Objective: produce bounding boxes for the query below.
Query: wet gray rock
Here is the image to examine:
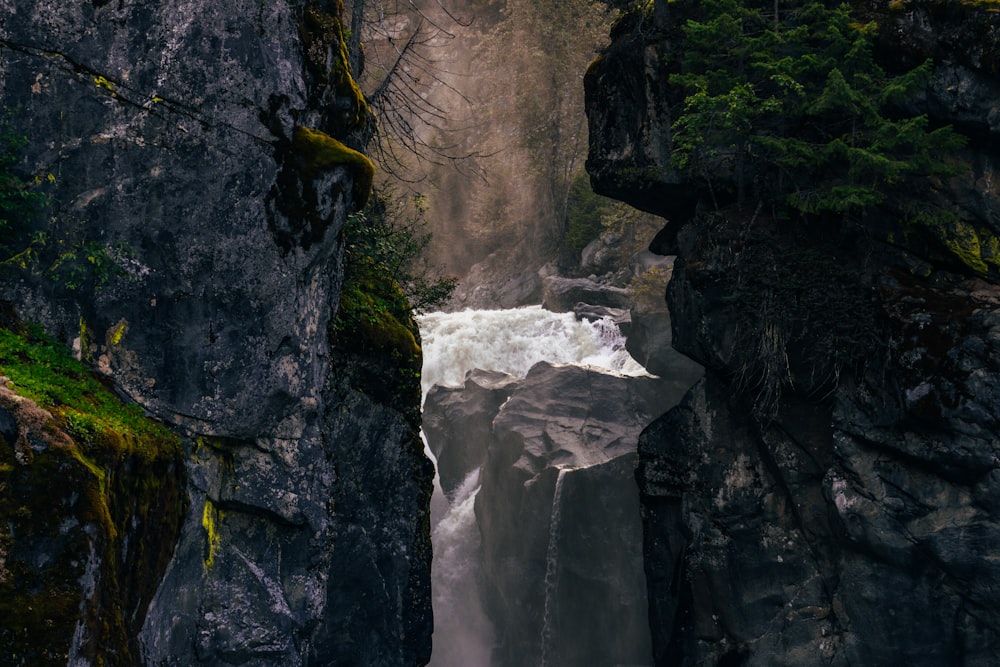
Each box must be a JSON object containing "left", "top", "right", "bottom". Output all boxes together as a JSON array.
[
  {"left": 470, "top": 361, "right": 694, "bottom": 667},
  {"left": 423, "top": 369, "right": 518, "bottom": 500},
  {"left": 572, "top": 303, "right": 631, "bottom": 337},
  {"left": 626, "top": 298, "right": 703, "bottom": 383},
  {"left": 448, "top": 248, "right": 544, "bottom": 310},
  {"left": 580, "top": 229, "right": 624, "bottom": 276}
]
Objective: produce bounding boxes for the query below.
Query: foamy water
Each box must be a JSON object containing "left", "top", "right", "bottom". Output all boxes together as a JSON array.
[{"left": 417, "top": 306, "right": 646, "bottom": 396}]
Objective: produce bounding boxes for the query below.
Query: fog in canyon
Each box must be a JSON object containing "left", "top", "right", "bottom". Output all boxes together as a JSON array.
[
  {"left": 351, "top": 0, "right": 647, "bottom": 308},
  {"left": 351, "top": 1, "right": 691, "bottom": 664}
]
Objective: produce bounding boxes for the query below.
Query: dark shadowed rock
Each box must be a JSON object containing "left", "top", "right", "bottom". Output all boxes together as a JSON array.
[
  {"left": 423, "top": 369, "right": 519, "bottom": 500},
  {"left": 587, "top": 0, "right": 1000, "bottom": 664},
  {"left": 0, "top": 2, "right": 432, "bottom": 665},
  {"left": 626, "top": 299, "right": 704, "bottom": 383}
]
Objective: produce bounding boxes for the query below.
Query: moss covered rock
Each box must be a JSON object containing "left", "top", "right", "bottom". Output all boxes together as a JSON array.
[
  {"left": 0, "top": 324, "right": 185, "bottom": 666},
  {"left": 293, "top": 125, "right": 375, "bottom": 207}
]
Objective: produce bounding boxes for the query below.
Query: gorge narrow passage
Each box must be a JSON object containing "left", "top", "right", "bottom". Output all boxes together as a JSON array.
[{"left": 419, "top": 306, "right": 668, "bottom": 667}]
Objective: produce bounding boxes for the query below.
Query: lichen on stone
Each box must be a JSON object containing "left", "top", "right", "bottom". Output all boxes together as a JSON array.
[
  {"left": 201, "top": 498, "right": 223, "bottom": 568},
  {"left": 937, "top": 219, "right": 1000, "bottom": 277}
]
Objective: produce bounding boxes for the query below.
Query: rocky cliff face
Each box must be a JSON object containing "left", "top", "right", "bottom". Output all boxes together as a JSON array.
[
  {"left": 0, "top": 1, "right": 432, "bottom": 665},
  {"left": 586, "top": 1, "right": 1000, "bottom": 665}
]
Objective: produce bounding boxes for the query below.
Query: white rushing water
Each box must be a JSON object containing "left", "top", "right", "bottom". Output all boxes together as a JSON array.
[
  {"left": 426, "top": 469, "right": 494, "bottom": 667},
  {"left": 418, "top": 305, "right": 646, "bottom": 397},
  {"left": 420, "top": 306, "right": 645, "bottom": 667}
]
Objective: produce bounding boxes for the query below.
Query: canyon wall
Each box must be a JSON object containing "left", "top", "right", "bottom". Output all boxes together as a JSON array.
[
  {"left": 586, "top": 1, "right": 1000, "bottom": 665},
  {"left": 0, "top": 1, "right": 432, "bottom": 664}
]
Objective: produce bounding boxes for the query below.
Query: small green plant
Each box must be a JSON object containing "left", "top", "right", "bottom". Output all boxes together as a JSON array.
[
  {"left": 331, "top": 187, "right": 455, "bottom": 419},
  {"left": 339, "top": 188, "right": 457, "bottom": 316}
]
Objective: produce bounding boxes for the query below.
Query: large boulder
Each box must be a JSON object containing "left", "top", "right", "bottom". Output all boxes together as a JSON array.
[{"left": 473, "top": 361, "right": 693, "bottom": 667}]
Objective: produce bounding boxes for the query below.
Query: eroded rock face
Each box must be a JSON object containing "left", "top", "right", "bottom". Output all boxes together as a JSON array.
[
  {"left": 0, "top": 2, "right": 432, "bottom": 665},
  {"left": 586, "top": 1, "right": 1000, "bottom": 664},
  {"left": 0, "top": 384, "right": 184, "bottom": 667},
  {"left": 638, "top": 273, "right": 1000, "bottom": 666}
]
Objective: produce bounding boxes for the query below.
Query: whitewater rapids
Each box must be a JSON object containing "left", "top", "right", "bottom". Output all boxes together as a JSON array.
[{"left": 417, "top": 305, "right": 646, "bottom": 397}]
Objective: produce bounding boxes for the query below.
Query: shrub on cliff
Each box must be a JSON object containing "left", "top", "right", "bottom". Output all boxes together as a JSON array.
[
  {"left": 331, "top": 188, "right": 456, "bottom": 415},
  {"left": 339, "top": 188, "right": 457, "bottom": 315}
]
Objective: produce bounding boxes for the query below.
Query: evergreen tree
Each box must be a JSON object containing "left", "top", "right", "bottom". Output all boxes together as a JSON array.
[{"left": 669, "top": 0, "right": 964, "bottom": 225}]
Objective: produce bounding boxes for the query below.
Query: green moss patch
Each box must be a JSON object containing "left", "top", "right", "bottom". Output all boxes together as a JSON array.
[
  {"left": 293, "top": 125, "right": 375, "bottom": 208},
  {"left": 331, "top": 207, "right": 423, "bottom": 425},
  {"left": 0, "top": 324, "right": 178, "bottom": 463},
  {"left": 300, "top": 4, "right": 370, "bottom": 135},
  {"left": 935, "top": 219, "right": 1000, "bottom": 277}
]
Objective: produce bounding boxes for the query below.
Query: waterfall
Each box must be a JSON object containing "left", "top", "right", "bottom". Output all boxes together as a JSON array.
[
  {"left": 429, "top": 469, "right": 493, "bottom": 667},
  {"left": 540, "top": 467, "right": 570, "bottom": 667},
  {"left": 421, "top": 307, "right": 646, "bottom": 667},
  {"left": 418, "top": 306, "right": 646, "bottom": 396}
]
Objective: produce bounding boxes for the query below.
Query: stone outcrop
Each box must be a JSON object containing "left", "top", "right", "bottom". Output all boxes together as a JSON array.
[
  {"left": 586, "top": 1, "right": 1000, "bottom": 665},
  {"left": 423, "top": 369, "right": 518, "bottom": 500},
  {"left": 541, "top": 275, "right": 632, "bottom": 313},
  {"left": 425, "top": 360, "right": 696, "bottom": 667},
  {"left": 0, "top": 367, "right": 184, "bottom": 667},
  {"left": 0, "top": 1, "right": 432, "bottom": 665},
  {"left": 625, "top": 260, "right": 704, "bottom": 382}
]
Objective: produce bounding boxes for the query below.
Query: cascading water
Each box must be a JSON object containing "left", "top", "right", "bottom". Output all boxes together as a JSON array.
[
  {"left": 539, "top": 467, "right": 570, "bottom": 667},
  {"left": 419, "top": 307, "right": 645, "bottom": 667},
  {"left": 428, "top": 468, "right": 493, "bottom": 667}
]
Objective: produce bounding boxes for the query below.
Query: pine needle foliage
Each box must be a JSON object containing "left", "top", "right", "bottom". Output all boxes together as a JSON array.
[{"left": 668, "top": 0, "right": 966, "bottom": 225}]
